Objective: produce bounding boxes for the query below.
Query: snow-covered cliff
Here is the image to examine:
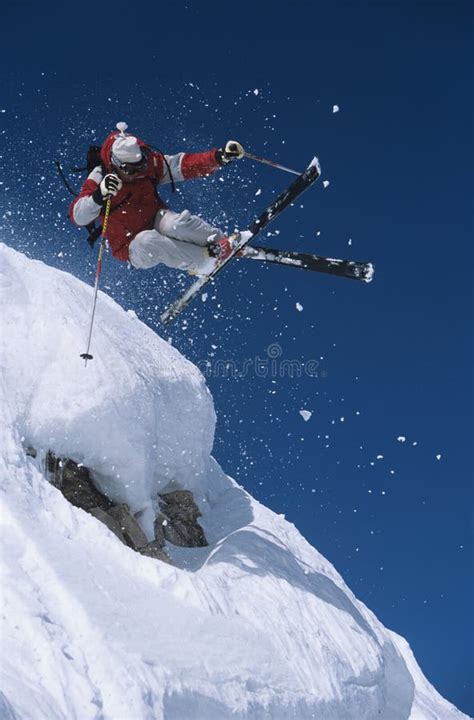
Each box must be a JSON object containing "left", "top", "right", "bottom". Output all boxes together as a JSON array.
[{"left": 0, "top": 243, "right": 466, "bottom": 719}]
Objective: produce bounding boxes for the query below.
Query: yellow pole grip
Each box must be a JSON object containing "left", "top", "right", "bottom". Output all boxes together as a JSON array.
[{"left": 102, "top": 197, "right": 112, "bottom": 235}]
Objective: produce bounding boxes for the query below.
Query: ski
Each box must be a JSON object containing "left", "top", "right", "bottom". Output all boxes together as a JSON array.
[
  {"left": 239, "top": 245, "right": 374, "bottom": 282},
  {"left": 160, "top": 157, "right": 321, "bottom": 324}
]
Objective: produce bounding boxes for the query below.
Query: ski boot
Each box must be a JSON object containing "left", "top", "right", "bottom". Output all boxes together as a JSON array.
[{"left": 206, "top": 234, "right": 241, "bottom": 263}]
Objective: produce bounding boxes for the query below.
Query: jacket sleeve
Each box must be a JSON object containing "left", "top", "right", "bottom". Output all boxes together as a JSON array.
[
  {"left": 69, "top": 167, "right": 103, "bottom": 226},
  {"left": 155, "top": 149, "right": 221, "bottom": 185}
]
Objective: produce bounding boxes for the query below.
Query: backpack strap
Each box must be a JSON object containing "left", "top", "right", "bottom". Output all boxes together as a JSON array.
[
  {"left": 55, "top": 160, "right": 79, "bottom": 197},
  {"left": 148, "top": 144, "right": 176, "bottom": 193}
]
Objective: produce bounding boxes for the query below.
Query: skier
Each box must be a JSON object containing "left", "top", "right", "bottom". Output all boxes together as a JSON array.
[{"left": 69, "top": 122, "right": 245, "bottom": 275}]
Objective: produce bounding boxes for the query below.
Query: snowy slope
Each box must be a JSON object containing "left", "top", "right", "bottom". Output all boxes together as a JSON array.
[{"left": 0, "top": 243, "right": 466, "bottom": 720}]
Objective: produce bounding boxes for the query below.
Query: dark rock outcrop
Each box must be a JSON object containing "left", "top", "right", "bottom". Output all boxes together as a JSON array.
[
  {"left": 36, "top": 451, "right": 207, "bottom": 561},
  {"left": 46, "top": 452, "right": 112, "bottom": 511},
  {"left": 139, "top": 540, "right": 170, "bottom": 562},
  {"left": 88, "top": 507, "right": 127, "bottom": 542},
  {"left": 155, "top": 490, "right": 208, "bottom": 548},
  {"left": 43, "top": 451, "right": 171, "bottom": 562},
  {"left": 108, "top": 503, "right": 152, "bottom": 550}
]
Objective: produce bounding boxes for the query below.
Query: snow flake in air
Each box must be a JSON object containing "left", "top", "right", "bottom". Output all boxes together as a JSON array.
[
  {"left": 332, "top": 105, "right": 340, "bottom": 113},
  {"left": 323, "top": 180, "right": 330, "bottom": 189},
  {"left": 296, "top": 302, "right": 303, "bottom": 312},
  {"left": 299, "top": 410, "right": 312, "bottom": 422},
  {"left": 397, "top": 436, "right": 406, "bottom": 443}
]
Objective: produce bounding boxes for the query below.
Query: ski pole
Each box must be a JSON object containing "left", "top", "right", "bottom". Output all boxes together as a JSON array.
[
  {"left": 80, "top": 197, "right": 112, "bottom": 365},
  {"left": 243, "top": 150, "right": 301, "bottom": 176}
]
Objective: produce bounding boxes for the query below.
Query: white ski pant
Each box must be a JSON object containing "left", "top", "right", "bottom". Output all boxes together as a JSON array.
[{"left": 128, "top": 209, "right": 224, "bottom": 273}]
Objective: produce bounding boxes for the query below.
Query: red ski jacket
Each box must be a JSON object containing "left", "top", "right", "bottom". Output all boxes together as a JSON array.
[{"left": 69, "top": 132, "right": 222, "bottom": 261}]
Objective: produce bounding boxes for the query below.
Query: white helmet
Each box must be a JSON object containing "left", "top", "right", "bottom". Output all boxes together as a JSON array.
[{"left": 111, "top": 122, "right": 147, "bottom": 179}]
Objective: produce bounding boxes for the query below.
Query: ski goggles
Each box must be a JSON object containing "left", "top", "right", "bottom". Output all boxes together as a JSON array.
[{"left": 111, "top": 150, "right": 148, "bottom": 177}]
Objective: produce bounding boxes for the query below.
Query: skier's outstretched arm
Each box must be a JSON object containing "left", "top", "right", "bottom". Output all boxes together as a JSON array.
[{"left": 157, "top": 141, "right": 244, "bottom": 185}]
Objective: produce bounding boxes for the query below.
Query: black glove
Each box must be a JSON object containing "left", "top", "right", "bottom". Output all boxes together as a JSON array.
[
  {"left": 216, "top": 140, "right": 245, "bottom": 165},
  {"left": 92, "top": 174, "right": 123, "bottom": 205}
]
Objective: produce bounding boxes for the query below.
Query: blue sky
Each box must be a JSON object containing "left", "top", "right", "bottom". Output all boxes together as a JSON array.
[{"left": 1, "top": 0, "right": 472, "bottom": 713}]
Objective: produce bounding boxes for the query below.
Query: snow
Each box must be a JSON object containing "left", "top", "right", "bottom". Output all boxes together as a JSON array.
[
  {"left": 0, "top": 243, "right": 466, "bottom": 720},
  {"left": 299, "top": 409, "right": 313, "bottom": 422},
  {"left": 332, "top": 104, "right": 340, "bottom": 113},
  {"left": 364, "top": 262, "right": 375, "bottom": 282},
  {"left": 296, "top": 301, "right": 303, "bottom": 311},
  {"left": 309, "top": 156, "right": 321, "bottom": 175},
  {"left": 323, "top": 180, "right": 330, "bottom": 188},
  {"left": 398, "top": 436, "right": 407, "bottom": 443},
  {"left": 0, "top": 243, "right": 215, "bottom": 537}
]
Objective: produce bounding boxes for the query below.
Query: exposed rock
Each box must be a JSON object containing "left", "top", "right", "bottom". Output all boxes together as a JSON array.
[
  {"left": 30, "top": 449, "right": 207, "bottom": 561},
  {"left": 139, "top": 541, "right": 171, "bottom": 563},
  {"left": 88, "top": 507, "right": 126, "bottom": 543},
  {"left": 156, "top": 490, "right": 208, "bottom": 548},
  {"left": 108, "top": 504, "right": 148, "bottom": 550},
  {"left": 46, "top": 451, "right": 111, "bottom": 512},
  {"left": 89, "top": 506, "right": 170, "bottom": 561}
]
